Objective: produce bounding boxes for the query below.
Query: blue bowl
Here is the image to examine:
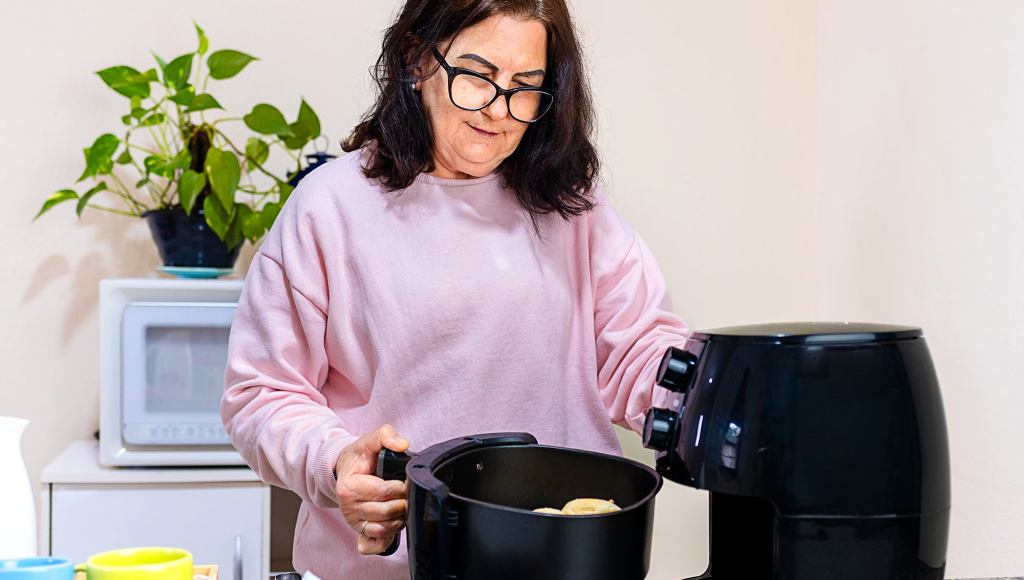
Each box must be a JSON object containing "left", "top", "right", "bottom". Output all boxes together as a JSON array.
[{"left": 0, "top": 558, "right": 73, "bottom": 579}]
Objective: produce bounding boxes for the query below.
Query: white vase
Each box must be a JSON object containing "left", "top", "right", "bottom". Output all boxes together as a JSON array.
[{"left": 0, "top": 416, "right": 36, "bottom": 558}]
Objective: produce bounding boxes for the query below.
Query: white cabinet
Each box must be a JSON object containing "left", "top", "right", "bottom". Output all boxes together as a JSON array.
[
  {"left": 48, "top": 482, "right": 267, "bottom": 579},
  {"left": 40, "top": 441, "right": 273, "bottom": 580}
]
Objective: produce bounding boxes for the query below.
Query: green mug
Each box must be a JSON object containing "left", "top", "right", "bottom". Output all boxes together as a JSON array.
[{"left": 73, "top": 548, "right": 191, "bottom": 580}]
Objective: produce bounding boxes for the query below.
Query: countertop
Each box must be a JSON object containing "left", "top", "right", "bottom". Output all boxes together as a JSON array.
[
  {"left": 41, "top": 440, "right": 259, "bottom": 484},
  {"left": 41, "top": 443, "right": 1021, "bottom": 580}
]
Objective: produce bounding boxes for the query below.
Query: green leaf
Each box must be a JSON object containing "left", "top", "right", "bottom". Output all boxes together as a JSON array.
[
  {"left": 131, "top": 106, "right": 148, "bottom": 120},
  {"left": 144, "top": 149, "right": 191, "bottom": 178},
  {"left": 243, "top": 103, "right": 292, "bottom": 136},
  {"left": 185, "top": 93, "right": 222, "bottom": 112},
  {"left": 194, "top": 21, "right": 209, "bottom": 56},
  {"left": 169, "top": 87, "right": 196, "bottom": 107},
  {"left": 142, "top": 156, "right": 161, "bottom": 175},
  {"left": 283, "top": 128, "right": 308, "bottom": 149},
  {"left": 121, "top": 114, "right": 133, "bottom": 125},
  {"left": 34, "top": 189, "right": 78, "bottom": 220},
  {"left": 224, "top": 208, "right": 245, "bottom": 250},
  {"left": 163, "top": 53, "right": 194, "bottom": 89},
  {"left": 96, "top": 66, "right": 151, "bottom": 98},
  {"left": 296, "top": 98, "right": 321, "bottom": 139},
  {"left": 283, "top": 130, "right": 303, "bottom": 150},
  {"left": 77, "top": 134, "right": 120, "bottom": 182},
  {"left": 151, "top": 51, "right": 168, "bottom": 73},
  {"left": 259, "top": 201, "right": 281, "bottom": 231},
  {"left": 206, "top": 49, "right": 257, "bottom": 80},
  {"left": 115, "top": 147, "right": 133, "bottom": 165},
  {"left": 144, "top": 68, "right": 159, "bottom": 82},
  {"left": 76, "top": 181, "right": 108, "bottom": 217},
  {"left": 236, "top": 204, "right": 265, "bottom": 241},
  {"left": 278, "top": 181, "right": 295, "bottom": 205},
  {"left": 135, "top": 176, "right": 151, "bottom": 188},
  {"left": 171, "top": 150, "right": 192, "bottom": 171},
  {"left": 203, "top": 195, "right": 234, "bottom": 239},
  {"left": 204, "top": 147, "right": 240, "bottom": 209},
  {"left": 139, "top": 112, "right": 166, "bottom": 126},
  {"left": 178, "top": 169, "right": 206, "bottom": 215},
  {"left": 282, "top": 99, "right": 321, "bottom": 149},
  {"left": 245, "top": 137, "right": 269, "bottom": 167}
]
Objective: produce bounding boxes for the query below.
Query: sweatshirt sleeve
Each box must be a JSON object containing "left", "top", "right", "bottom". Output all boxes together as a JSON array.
[
  {"left": 588, "top": 190, "right": 691, "bottom": 434},
  {"left": 220, "top": 179, "right": 356, "bottom": 509}
]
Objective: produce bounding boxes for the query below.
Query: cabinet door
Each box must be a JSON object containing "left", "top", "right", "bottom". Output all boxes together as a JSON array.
[{"left": 50, "top": 482, "right": 267, "bottom": 580}]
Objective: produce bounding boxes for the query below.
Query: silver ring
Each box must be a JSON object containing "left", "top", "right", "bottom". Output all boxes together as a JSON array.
[{"left": 359, "top": 520, "right": 369, "bottom": 537}]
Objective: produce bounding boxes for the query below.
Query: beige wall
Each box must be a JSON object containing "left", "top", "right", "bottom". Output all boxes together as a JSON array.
[
  {"left": 584, "top": 2, "right": 818, "bottom": 577},
  {"left": 816, "top": 1, "right": 1024, "bottom": 577},
  {"left": 0, "top": 0, "right": 1018, "bottom": 577}
]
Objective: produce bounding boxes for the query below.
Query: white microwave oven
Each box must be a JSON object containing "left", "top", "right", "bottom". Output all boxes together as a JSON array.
[{"left": 99, "top": 278, "right": 246, "bottom": 466}]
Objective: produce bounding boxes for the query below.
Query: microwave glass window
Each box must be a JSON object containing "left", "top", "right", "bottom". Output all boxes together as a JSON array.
[{"left": 145, "top": 326, "right": 230, "bottom": 413}]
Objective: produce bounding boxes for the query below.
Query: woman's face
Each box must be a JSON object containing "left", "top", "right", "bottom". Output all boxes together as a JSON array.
[{"left": 415, "top": 14, "right": 548, "bottom": 179}]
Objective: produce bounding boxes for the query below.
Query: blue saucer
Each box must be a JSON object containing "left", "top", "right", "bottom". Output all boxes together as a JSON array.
[{"left": 158, "top": 266, "right": 235, "bottom": 279}]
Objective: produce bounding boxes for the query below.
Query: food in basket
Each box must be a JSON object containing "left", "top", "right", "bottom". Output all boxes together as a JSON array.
[{"left": 532, "top": 498, "right": 620, "bottom": 515}]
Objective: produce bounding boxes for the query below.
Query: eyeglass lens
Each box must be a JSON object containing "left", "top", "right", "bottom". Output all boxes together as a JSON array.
[{"left": 450, "top": 74, "right": 552, "bottom": 122}]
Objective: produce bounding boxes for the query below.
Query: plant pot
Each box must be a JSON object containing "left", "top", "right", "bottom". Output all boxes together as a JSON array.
[{"left": 143, "top": 205, "right": 241, "bottom": 268}]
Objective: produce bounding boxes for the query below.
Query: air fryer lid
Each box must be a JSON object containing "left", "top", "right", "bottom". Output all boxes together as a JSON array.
[{"left": 694, "top": 321, "right": 921, "bottom": 344}]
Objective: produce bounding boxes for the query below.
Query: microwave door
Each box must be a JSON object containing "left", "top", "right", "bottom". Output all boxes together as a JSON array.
[{"left": 121, "top": 302, "right": 236, "bottom": 446}]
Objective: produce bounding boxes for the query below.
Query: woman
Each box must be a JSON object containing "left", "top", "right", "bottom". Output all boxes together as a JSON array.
[{"left": 221, "top": 0, "right": 689, "bottom": 578}]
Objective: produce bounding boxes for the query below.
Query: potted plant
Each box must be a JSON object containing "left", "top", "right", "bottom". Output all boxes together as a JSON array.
[{"left": 35, "top": 21, "right": 328, "bottom": 273}]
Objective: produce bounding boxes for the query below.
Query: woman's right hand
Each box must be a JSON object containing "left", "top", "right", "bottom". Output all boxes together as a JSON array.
[{"left": 334, "top": 424, "right": 411, "bottom": 555}]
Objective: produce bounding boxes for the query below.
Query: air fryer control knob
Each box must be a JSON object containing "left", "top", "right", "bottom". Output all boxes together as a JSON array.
[
  {"left": 657, "top": 347, "right": 699, "bottom": 393},
  {"left": 643, "top": 407, "right": 679, "bottom": 452}
]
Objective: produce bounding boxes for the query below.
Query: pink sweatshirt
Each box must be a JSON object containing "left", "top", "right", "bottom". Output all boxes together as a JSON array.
[{"left": 221, "top": 146, "right": 689, "bottom": 579}]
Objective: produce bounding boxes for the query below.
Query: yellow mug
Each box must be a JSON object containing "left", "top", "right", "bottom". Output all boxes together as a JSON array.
[{"left": 73, "top": 548, "right": 191, "bottom": 580}]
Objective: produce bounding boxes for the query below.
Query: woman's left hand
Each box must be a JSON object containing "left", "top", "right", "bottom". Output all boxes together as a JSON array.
[{"left": 334, "top": 424, "right": 411, "bottom": 554}]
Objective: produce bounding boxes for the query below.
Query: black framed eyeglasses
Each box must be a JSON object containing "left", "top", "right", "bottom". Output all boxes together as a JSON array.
[{"left": 430, "top": 47, "right": 555, "bottom": 124}]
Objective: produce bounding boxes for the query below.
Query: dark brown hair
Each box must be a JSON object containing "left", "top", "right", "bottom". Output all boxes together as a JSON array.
[{"left": 342, "top": 0, "right": 599, "bottom": 220}]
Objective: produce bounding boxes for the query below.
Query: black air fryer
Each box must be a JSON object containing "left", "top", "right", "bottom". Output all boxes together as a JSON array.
[{"left": 643, "top": 322, "right": 951, "bottom": 579}]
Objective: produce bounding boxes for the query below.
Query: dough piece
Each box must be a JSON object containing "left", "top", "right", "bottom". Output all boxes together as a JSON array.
[
  {"left": 532, "top": 507, "right": 564, "bottom": 515},
  {"left": 561, "top": 498, "right": 621, "bottom": 515}
]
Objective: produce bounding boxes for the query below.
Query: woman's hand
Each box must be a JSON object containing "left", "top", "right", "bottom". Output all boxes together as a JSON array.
[{"left": 334, "top": 424, "right": 411, "bottom": 555}]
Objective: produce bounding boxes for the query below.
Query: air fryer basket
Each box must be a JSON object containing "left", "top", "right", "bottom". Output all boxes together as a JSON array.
[{"left": 380, "top": 433, "right": 663, "bottom": 580}]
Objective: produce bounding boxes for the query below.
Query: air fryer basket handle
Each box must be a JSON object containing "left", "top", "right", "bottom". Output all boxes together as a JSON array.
[
  {"left": 377, "top": 448, "right": 412, "bottom": 482},
  {"left": 375, "top": 433, "right": 538, "bottom": 563},
  {"left": 376, "top": 449, "right": 413, "bottom": 557}
]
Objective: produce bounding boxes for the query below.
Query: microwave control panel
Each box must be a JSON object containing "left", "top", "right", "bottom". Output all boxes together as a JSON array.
[{"left": 123, "top": 422, "right": 231, "bottom": 446}]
